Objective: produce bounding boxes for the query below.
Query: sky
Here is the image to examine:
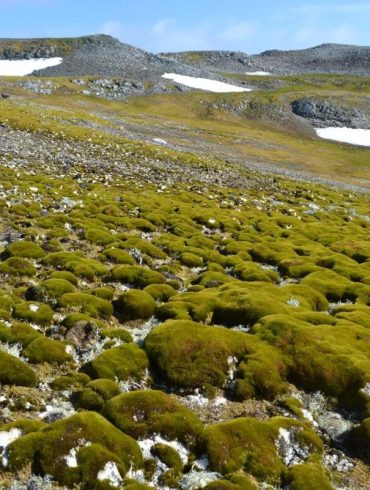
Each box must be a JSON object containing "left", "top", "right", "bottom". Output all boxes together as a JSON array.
[{"left": 0, "top": 0, "right": 369, "bottom": 54}]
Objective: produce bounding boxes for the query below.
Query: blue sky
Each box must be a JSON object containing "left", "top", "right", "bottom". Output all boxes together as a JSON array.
[{"left": 0, "top": 0, "right": 369, "bottom": 53}]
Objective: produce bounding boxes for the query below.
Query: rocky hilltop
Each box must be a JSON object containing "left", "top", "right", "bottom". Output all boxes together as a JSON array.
[
  {"left": 1, "top": 36, "right": 369, "bottom": 78},
  {"left": 0, "top": 34, "right": 213, "bottom": 81},
  {"left": 163, "top": 43, "right": 370, "bottom": 76}
]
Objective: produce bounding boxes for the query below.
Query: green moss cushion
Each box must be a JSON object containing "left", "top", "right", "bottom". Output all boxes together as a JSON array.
[
  {"left": 4, "top": 241, "right": 45, "bottom": 259},
  {"left": 0, "top": 351, "right": 38, "bottom": 387},
  {"left": 103, "top": 390, "right": 203, "bottom": 448},
  {"left": 23, "top": 336, "right": 73, "bottom": 365},
  {"left": 204, "top": 416, "right": 322, "bottom": 481},
  {"left": 12, "top": 302, "right": 54, "bottom": 326},
  {"left": 82, "top": 344, "right": 149, "bottom": 382},
  {"left": 113, "top": 290, "right": 156, "bottom": 322},
  {"left": 145, "top": 320, "right": 250, "bottom": 391},
  {"left": 7, "top": 411, "right": 142, "bottom": 487}
]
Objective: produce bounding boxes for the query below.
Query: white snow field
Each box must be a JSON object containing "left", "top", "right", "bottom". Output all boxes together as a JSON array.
[
  {"left": 315, "top": 127, "right": 370, "bottom": 147},
  {"left": 162, "top": 73, "right": 252, "bottom": 93},
  {"left": 0, "top": 58, "right": 63, "bottom": 76},
  {"left": 245, "top": 71, "right": 271, "bottom": 75}
]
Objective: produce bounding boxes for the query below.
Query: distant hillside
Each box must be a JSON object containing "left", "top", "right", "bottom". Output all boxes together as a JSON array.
[
  {"left": 162, "top": 43, "right": 370, "bottom": 76},
  {"left": 1, "top": 36, "right": 369, "bottom": 78},
  {"left": 0, "top": 34, "right": 213, "bottom": 80}
]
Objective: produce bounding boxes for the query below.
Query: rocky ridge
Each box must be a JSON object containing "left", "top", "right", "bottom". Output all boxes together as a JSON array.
[
  {"left": 0, "top": 35, "right": 222, "bottom": 82},
  {"left": 163, "top": 43, "right": 370, "bottom": 76}
]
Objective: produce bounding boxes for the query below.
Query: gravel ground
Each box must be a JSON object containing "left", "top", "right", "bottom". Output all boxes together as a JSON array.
[{"left": 0, "top": 123, "right": 369, "bottom": 196}]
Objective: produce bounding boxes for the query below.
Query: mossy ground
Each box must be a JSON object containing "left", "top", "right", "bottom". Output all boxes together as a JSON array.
[{"left": 0, "top": 73, "right": 369, "bottom": 489}]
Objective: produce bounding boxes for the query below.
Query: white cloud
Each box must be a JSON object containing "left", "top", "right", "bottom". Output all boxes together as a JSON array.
[
  {"left": 219, "top": 22, "right": 255, "bottom": 42},
  {"left": 152, "top": 19, "right": 174, "bottom": 37},
  {"left": 293, "top": 23, "right": 356, "bottom": 46},
  {"left": 100, "top": 18, "right": 256, "bottom": 53},
  {"left": 100, "top": 21, "right": 127, "bottom": 39}
]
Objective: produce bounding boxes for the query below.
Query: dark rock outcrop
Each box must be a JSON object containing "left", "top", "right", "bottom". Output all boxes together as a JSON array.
[{"left": 291, "top": 98, "right": 369, "bottom": 128}]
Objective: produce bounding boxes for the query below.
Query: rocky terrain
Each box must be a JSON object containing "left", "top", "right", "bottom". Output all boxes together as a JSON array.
[
  {"left": 2, "top": 36, "right": 369, "bottom": 80},
  {"left": 164, "top": 43, "right": 370, "bottom": 76},
  {"left": 0, "top": 35, "right": 219, "bottom": 82},
  {"left": 291, "top": 99, "right": 370, "bottom": 129},
  {"left": 0, "top": 34, "right": 369, "bottom": 490}
]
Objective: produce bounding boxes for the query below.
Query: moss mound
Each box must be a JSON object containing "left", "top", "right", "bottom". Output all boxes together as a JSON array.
[
  {"left": 284, "top": 463, "right": 333, "bottom": 490},
  {"left": 49, "top": 270, "right": 79, "bottom": 285},
  {"left": 41, "top": 278, "right": 75, "bottom": 297},
  {"left": 0, "top": 257, "right": 36, "bottom": 276},
  {"left": 59, "top": 293, "right": 113, "bottom": 319},
  {"left": 114, "top": 290, "right": 156, "bottom": 322},
  {"left": 204, "top": 417, "right": 322, "bottom": 481},
  {"left": 143, "top": 284, "right": 177, "bottom": 302},
  {"left": 23, "top": 336, "right": 73, "bottom": 365},
  {"left": 103, "top": 390, "right": 203, "bottom": 448},
  {"left": 0, "top": 350, "right": 38, "bottom": 387},
  {"left": 82, "top": 344, "right": 148, "bottom": 382},
  {"left": 4, "top": 240, "right": 45, "bottom": 259},
  {"left": 12, "top": 302, "right": 54, "bottom": 326},
  {"left": 145, "top": 320, "right": 250, "bottom": 391},
  {"left": 7, "top": 411, "right": 142, "bottom": 487},
  {"left": 111, "top": 265, "right": 164, "bottom": 288}
]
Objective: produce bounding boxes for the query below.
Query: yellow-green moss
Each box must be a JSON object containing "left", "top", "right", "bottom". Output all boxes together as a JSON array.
[
  {"left": 103, "top": 389, "right": 203, "bottom": 448},
  {"left": 82, "top": 343, "right": 148, "bottom": 382},
  {"left": 114, "top": 290, "right": 156, "bottom": 322}
]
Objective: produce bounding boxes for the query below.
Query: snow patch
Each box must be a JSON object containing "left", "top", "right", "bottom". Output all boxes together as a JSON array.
[
  {"left": 180, "top": 470, "right": 221, "bottom": 489},
  {"left": 153, "top": 138, "right": 168, "bottom": 145},
  {"left": 129, "top": 316, "right": 160, "bottom": 346},
  {"left": 0, "top": 342, "right": 24, "bottom": 360},
  {"left": 0, "top": 428, "right": 22, "bottom": 467},
  {"left": 315, "top": 127, "right": 370, "bottom": 147},
  {"left": 39, "top": 400, "right": 75, "bottom": 422},
  {"left": 128, "top": 434, "right": 189, "bottom": 487},
  {"left": 287, "top": 297, "right": 300, "bottom": 307},
  {"left": 0, "top": 58, "right": 63, "bottom": 77},
  {"left": 64, "top": 440, "right": 91, "bottom": 468},
  {"left": 97, "top": 461, "right": 123, "bottom": 488},
  {"left": 324, "top": 449, "right": 354, "bottom": 472},
  {"left": 118, "top": 368, "right": 150, "bottom": 393},
  {"left": 183, "top": 389, "right": 227, "bottom": 409},
  {"left": 276, "top": 427, "right": 309, "bottom": 466},
  {"left": 138, "top": 434, "right": 189, "bottom": 465},
  {"left": 230, "top": 324, "right": 251, "bottom": 333},
  {"left": 361, "top": 382, "right": 370, "bottom": 397},
  {"left": 295, "top": 391, "right": 353, "bottom": 441},
  {"left": 245, "top": 71, "right": 271, "bottom": 76},
  {"left": 162, "top": 73, "right": 252, "bottom": 93}
]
